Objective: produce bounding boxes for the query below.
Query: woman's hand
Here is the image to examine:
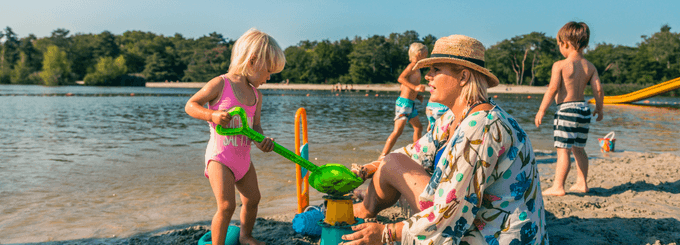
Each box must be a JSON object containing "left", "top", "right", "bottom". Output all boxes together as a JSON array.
[
  {"left": 211, "top": 110, "right": 232, "bottom": 127},
  {"left": 340, "top": 222, "right": 384, "bottom": 245},
  {"left": 255, "top": 137, "right": 275, "bottom": 152}
]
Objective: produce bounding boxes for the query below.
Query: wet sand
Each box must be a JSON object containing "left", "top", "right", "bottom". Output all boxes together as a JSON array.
[
  {"left": 32, "top": 152, "right": 680, "bottom": 245},
  {"left": 146, "top": 82, "right": 549, "bottom": 94}
]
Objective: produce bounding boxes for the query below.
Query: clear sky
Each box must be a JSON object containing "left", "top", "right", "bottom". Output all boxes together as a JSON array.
[{"left": 1, "top": 0, "right": 679, "bottom": 49}]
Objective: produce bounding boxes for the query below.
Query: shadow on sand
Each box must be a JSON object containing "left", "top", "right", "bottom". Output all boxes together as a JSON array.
[
  {"left": 588, "top": 179, "right": 680, "bottom": 196},
  {"left": 545, "top": 211, "right": 680, "bottom": 245}
]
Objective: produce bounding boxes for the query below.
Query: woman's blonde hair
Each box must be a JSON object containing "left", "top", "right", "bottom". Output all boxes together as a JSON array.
[
  {"left": 228, "top": 28, "right": 286, "bottom": 76},
  {"left": 449, "top": 64, "right": 489, "bottom": 106},
  {"left": 408, "top": 42, "right": 428, "bottom": 61}
]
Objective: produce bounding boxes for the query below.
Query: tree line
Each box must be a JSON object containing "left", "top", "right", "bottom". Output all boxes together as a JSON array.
[{"left": 0, "top": 25, "right": 678, "bottom": 88}]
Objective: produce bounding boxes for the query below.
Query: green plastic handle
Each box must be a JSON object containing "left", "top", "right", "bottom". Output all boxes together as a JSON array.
[{"left": 216, "top": 107, "right": 320, "bottom": 173}]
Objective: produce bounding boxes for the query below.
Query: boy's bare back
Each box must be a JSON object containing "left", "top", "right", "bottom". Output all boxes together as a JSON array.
[
  {"left": 399, "top": 68, "right": 421, "bottom": 100},
  {"left": 553, "top": 56, "right": 597, "bottom": 104}
]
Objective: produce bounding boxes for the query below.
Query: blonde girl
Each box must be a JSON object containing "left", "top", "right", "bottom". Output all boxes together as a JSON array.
[{"left": 185, "top": 28, "right": 285, "bottom": 245}]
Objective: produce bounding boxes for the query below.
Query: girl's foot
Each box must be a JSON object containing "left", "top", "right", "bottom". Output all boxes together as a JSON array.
[
  {"left": 239, "top": 236, "right": 265, "bottom": 245},
  {"left": 541, "top": 187, "right": 566, "bottom": 196}
]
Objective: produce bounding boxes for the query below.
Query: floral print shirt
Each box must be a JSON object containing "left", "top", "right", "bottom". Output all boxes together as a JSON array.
[{"left": 395, "top": 100, "right": 549, "bottom": 245}]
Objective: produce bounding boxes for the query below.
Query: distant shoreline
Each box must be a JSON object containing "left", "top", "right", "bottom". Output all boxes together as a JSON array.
[{"left": 146, "top": 82, "right": 548, "bottom": 94}]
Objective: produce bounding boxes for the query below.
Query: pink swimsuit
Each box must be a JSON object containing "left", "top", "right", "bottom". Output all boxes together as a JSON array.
[{"left": 204, "top": 75, "right": 258, "bottom": 181}]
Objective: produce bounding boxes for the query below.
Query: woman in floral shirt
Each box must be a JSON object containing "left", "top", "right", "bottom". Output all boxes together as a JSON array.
[{"left": 344, "top": 35, "right": 548, "bottom": 245}]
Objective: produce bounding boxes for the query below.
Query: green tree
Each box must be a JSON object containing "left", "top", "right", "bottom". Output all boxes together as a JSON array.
[
  {"left": 585, "top": 43, "right": 636, "bottom": 84},
  {"left": 485, "top": 32, "right": 560, "bottom": 85},
  {"left": 281, "top": 45, "right": 313, "bottom": 83},
  {"left": 49, "top": 28, "right": 72, "bottom": 50},
  {"left": 422, "top": 34, "right": 437, "bottom": 54},
  {"left": 143, "top": 52, "right": 177, "bottom": 81},
  {"left": 348, "top": 35, "right": 394, "bottom": 84},
  {"left": 19, "top": 34, "right": 42, "bottom": 73},
  {"left": 40, "top": 45, "right": 71, "bottom": 86},
  {"left": 84, "top": 55, "right": 128, "bottom": 86},
  {"left": 69, "top": 33, "right": 97, "bottom": 80},
  {"left": 0, "top": 29, "right": 8, "bottom": 84},
  {"left": 641, "top": 24, "right": 680, "bottom": 81},
  {"left": 2, "top": 27, "right": 20, "bottom": 70},
  {"left": 11, "top": 52, "right": 31, "bottom": 84},
  {"left": 486, "top": 40, "right": 517, "bottom": 84},
  {"left": 11, "top": 52, "right": 41, "bottom": 84},
  {"left": 93, "top": 31, "right": 120, "bottom": 58},
  {"left": 183, "top": 45, "right": 230, "bottom": 82}
]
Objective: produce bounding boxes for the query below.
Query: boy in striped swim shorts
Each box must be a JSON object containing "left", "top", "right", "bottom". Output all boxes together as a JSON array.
[{"left": 535, "top": 21, "right": 604, "bottom": 196}]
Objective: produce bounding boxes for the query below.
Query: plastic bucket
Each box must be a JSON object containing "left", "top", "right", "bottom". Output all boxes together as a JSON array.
[
  {"left": 598, "top": 131, "right": 616, "bottom": 152},
  {"left": 197, "top": 225, "right": 240, "bottom": 245},
  {"left": 318, "top": 218, "right": 364, "bottom": 245}
]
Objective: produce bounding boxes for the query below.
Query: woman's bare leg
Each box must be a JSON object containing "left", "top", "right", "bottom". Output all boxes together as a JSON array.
[{"left": 354, "top": 153, "right": 431, "bottom": 218}]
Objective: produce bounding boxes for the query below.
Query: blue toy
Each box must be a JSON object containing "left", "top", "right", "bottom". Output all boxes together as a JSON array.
[
  {"left": 197, "top": 225, "right": 240, "bottom": 245},
  {"left": 292, "top": 207, "right": 324, "bottom": 236}
]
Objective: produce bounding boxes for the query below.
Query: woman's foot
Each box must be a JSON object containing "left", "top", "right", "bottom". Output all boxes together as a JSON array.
[
  {"left": 239, "top": 236, "right": 265, "bottom": 245},
  {"left": 352, "top": 189, "right": 367, "bottom": 203},
  {"left": 542, "top": 186, "right": 566, "bottom": 196}
]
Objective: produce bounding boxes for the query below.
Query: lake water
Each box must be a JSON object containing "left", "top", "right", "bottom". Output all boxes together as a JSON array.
[{"left": 1, "top": 85, "right": 679, "bottom": 243}]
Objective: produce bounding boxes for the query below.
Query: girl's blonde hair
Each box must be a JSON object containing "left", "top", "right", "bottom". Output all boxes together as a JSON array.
[
  {"left": 408, "top": 42, "right": 428, "bottom": 61},
  {"left": 449, "top": 64, "right": 489, "bottom": 107},
  {"left": 229, "top": 28, "right": 286, "bottom": 76}
]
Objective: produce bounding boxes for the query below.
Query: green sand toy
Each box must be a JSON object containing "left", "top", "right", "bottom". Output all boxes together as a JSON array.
[{"left": 215, "top": 107, "right": 363, "bottom": 196}]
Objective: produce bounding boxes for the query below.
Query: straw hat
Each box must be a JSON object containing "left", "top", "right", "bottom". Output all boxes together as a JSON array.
[{"left": 413, "top": 35, "right": 499, "bottom": 87}]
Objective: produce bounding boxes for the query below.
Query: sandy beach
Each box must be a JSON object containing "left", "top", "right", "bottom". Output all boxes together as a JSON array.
[
  {"left": 34, "top": 151, "right": 679, "bottom": 245},
  {"left": 146, "top": 82, "right": 549, "bottom": 94}
]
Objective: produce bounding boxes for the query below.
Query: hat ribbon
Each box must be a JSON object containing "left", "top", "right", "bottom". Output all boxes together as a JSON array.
[{"left": 430, "top": 53, "right": 485, "bottom": 68}]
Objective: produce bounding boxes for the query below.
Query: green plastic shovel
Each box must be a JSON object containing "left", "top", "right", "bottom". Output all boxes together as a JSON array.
[{"left": 215, "top": 107, "right": 363, "bottom": 196}]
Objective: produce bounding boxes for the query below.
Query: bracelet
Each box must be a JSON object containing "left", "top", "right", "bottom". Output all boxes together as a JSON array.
[
  {"left": 382, "top": 224, "right": 390, "bottom": 244},
  {"left": 391, "top": 223, "right": 398, "bottom": 243},
  {"left": 382, "top": 223, "right": 396, "bottom": 245}
]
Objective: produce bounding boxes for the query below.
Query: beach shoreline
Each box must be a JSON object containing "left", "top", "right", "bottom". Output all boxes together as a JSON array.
[
  {"left": 146, "top": 82, "right": 548, "bottom": 94},
  {"left": 24, "top": 151, "right": 680, "bottom": 245}
]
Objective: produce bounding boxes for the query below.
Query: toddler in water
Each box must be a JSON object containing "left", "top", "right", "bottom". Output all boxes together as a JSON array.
[
  {"left": 535, "top": 21, "right": 604, "bottom": 196},
  {"left": 185, "top": 28, "right": 285, "bottom": 245}
]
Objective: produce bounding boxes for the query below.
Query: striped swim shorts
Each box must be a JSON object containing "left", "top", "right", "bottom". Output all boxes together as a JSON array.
[
  {"left": 394, "top": 96, "right": 418, "bottom": 121},
  {"left": 553, "top": 101, "right": 592, "bottom": 148}
]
